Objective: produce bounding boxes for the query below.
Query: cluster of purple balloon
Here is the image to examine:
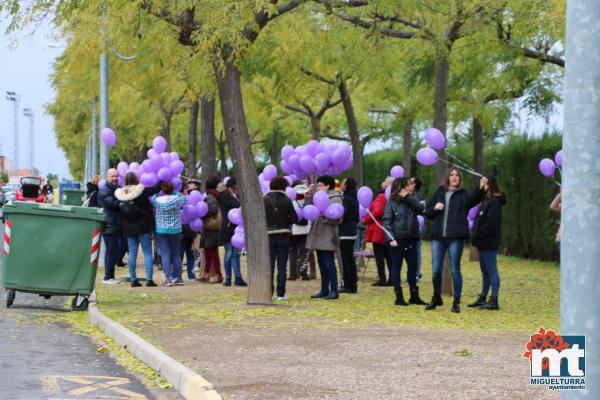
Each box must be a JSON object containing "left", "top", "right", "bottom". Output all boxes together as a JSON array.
[
  {"left": 539, "top": 150, "right": 563, "bottom": 178},
  {"left": 357, "top": 183, "right": 425, "bottom": 230},
  {"left": 115, "top": 136, "right": 186, "bottom": 192},
  {"left": 299, "top": 190, "right": 345, "bottom": 222},
  {"left": 181, "top": 190, "right": 209, "bottom": 233},
  {"left": 227, "top": 208, "right": 246, "bottom": 250},
  {"left": 416, "top": 128, "right": 446, "bottom": 166},
  {"left": 257, "top": 164, "right": 300, "bottom": 201},
  {"left": 280, "top": 140, "right": 353, "bottom": 179},
  {"left": 101, "top": 127, "right": 117, "bottom": 147},
  {"left": 467, "top": 204, "right": 480, "bottom": 231}
]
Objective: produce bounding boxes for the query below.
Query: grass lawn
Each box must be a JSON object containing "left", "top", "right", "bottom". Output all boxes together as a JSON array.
[{"left": 94, "top": 242, "right": 560, "bottom": 334}]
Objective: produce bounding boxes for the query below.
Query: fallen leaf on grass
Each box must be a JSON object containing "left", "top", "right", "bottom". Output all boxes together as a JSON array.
[
  {"left": 97, "top": 346, "right": 110, "bottom": 353},
  {"left": 453, "top": 348, "right": 473, "bottom": 356}
]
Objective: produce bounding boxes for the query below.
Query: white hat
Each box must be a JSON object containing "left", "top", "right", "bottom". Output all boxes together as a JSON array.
[{"left": 293, "top": 184, "right": 309, "bottom": 195}]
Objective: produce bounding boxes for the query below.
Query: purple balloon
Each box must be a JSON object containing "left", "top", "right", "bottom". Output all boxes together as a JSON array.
[
  {"left": 157, "top": 167, "right": 172, "bottom": 181},
  {"left": 117, "top": 161, "right": 128, "bottom": 175},
  {"left": 288, "top": 155, "right": 301, "bottom": 172},
  {"left": 281, "top": 145, "right": 295, "bottom": 161},
  {"left": 169, "top": 159, "right": 185, "bottom": 176},
  {"left": 234, "top": 225, "right": 245, "bottom": 235},
  {"left": 284, "top": 175, "right": 294, "bottom": 187},
  {"left": 263, "top": 164, "right": 278, "bottom": 181},
  {"left": 323, "top": 203, "right": 344, "bottom": 220},
  {"left": 294, "top": 206, "right": 303, "bottom": 220},
  {"left": 101, "top": 128, "right": 116, "bottom": 147},
  {"left": 147, "top": 148, "right": 156, "bottom": 159},
  {"left": 149, "top": 154, "right": 163, "bottom": 171},
  {"left": 359, "top": 205, "right": 368, "bottom": 219},
  {"left": 313, "top": 191, "right": 329, "bottom": 212},
  {"left": 140, "top": 172, "right": 159, "bottom": 187},
  {"left": 302, "top": 205, "right": 320, "bottom": 221},
  {"left": 331, "top": 148, "right": 347, "bottom": 167},
  {"left": 170, "top": 152, "right": 179, "bottom": 160},
  {"left": 153, "top": 136, "right": 167, "bottom": 154},
  {"left": 300, "top": 155, "right": 315, "bottom": 174},
  {"left": 296, "top": 145, "right": 307, "bottom": 156},
  {"left": 416, "top": 147, "right": 439, "bottom": 166},
  {"left": 539, "top": 158, "right": 556, "bottom": 178},
  {"left": 306, "top": 140, "right": 319, "bottom": 157},
  {"left": 315, "top": 152, "right": 330, "bottom": 172},
  {"left": 228, "top": 207, "right": 243, "bottom": 225},
  {"left": 196, "top": 201, "right": 209, "bottom": 218},
  {"left": 280, "top": 160, "right": 292, "bottom": 175},
  {"left": 183, "top": 204, "right": 198, "bottom": 220},
  {"left": 286, "top": 187, "right": 297, "bottom": 201},
  {"left": 385, "top": 186, "right": 391, "bottom": 201},
  {"left": 190, "top": 218, "right": 204, "bottom": 233},
  {"left": 468, "top": 220, "right": 474, "bottom": 231},
  {"left": 555, "top": 150, "right": 563, "bottom": 168},
  {"left": 171, "top": 177, "right": 182, "bottom": 192},
  {"left": 231, "top": 233, "right": 245, "bottom": 250},
  {"left": 141, "top": 159, "right": 152, "bottom": 173},
  {"left": 160, "top": 152, "right": 172, "bottom": 165},
  {"left": 357, "top": 186, "right": 373, "bottom": 209},
  {"left": 424, "top": 128, "right": 446, "bottom": 150},
  {"left": 188, "top": 190, "right": 202, "bottom": 204},
  {"left": 417, "top": 215, "right": 425, "bottom": 230},
  {"left": 468, "top": 205, "right": 481, "bottom": 221},
  {"left": 98, "top": 179, "right": 106, "bottom": 189},
  {"left": 390, "top": 165, "right": 404, "bottom": 179}
]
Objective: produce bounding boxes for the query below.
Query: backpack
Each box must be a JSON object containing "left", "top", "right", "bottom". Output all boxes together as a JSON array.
[{"left": 119, "top": 200, "right": 142, "bottom": 220}]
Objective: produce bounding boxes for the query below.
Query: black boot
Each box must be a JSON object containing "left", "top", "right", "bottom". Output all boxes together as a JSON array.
[
  {"left": 481, "top": 296, "right": 499, "bottom": 310},
  {"left": 409, "top": 287, "right": 427, "bottom": 305},
  {"left": 371, "top": 277, "right": 387, "bottom": 287},
  {"left": 395, "top": 289, "right": 408, "bottom": 306},
  {"left": 425, "top": 295, "right": 443, "bottom": 310},
  {"left": 467, "top": 295, "right": 487, "bottom": 308},
  {"left": 451, "top": 297, "right": 461, "bottom": 313}
]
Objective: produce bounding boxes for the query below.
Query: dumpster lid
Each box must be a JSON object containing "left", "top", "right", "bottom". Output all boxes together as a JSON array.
[{"left": 2, "top": 201, "right": 106, "bottom": 222}]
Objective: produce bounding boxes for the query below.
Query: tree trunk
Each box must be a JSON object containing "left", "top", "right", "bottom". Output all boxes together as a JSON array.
[
  {"left": 339, "top": 79, "right": 363, "bottom": 186},
  {"left": 200, "top": 96, "right": 217, "bottom": 181},
  {"left": 473, "top": 117, "right": 484, "bottom": 174},
  {"left": 270, "top": 126, "right": 280, "bottom": 165},
  {"left": 310, "top": 116, "right": 321, "bottom": 140},
  {"left": 160, "top": 115, "right": 172, "bottom": 152},
  {"left": 402, "top": 116, "right": 413, "bottom": 177},
  {"left": 214, "top": 53, "right": 272, "bottom": 305},
  {"left": 218, "top": 134, "right": 228, "bottom": 178},
  {"left": 188, "top": 100, "right": 199, "bottom": 178},
  {"left": 432, "top": 51, "right": 453, "bottom": 297}
]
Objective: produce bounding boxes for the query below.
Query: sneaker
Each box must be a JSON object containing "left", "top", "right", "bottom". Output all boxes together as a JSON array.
[
  {"left": 102, "top": 278, "right": 121, "bottom": 285},
  {"left": 131, "top": 280, "right": 142, "bottom": 287},
  {"left": 275, "top": 296, "right": 288, "bottom": 301},
  {"left": 146, "top": 280, "right": 157, "bottom": 287},
  {"left": 223, "top": 278, "right": 232, "bottom": 287},
  {"left": 174, "top": 278, "right": 184, "bottom": 286},
  {"left": 234, "top": 276, "right": 247, "bottom": 287},
  {"left": 163, "top": 281, "right": 173, "bottom": 287},
  {"left": 188, "top": 275, "right": 196, "bottom": 281}
]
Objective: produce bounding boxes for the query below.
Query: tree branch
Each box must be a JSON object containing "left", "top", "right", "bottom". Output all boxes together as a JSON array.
[
  {"left": 521, "top": 47, "right": 565, "bottom": 68},
  {"left": 300, "top": 67, "right": 336, "bottom": 84},
  {"left": 285, "top": 103, "right": 311, "bottom": 117},
  {"left": 335, "top": 10, "right": 417, "bottom": 39},
  {"left": 368, "top": 108, "right": 398, "bottom": 115},
  {"left": 323, "top": 133, "right": 351, "bottom": 142}
]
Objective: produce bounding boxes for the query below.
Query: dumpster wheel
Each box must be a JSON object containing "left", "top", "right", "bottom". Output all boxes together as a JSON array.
[
  {"left": 6, "top": 289, "right": 15, "bottom": 308},
  {"left": 71, "top": 296, "right": 89, "bottom": 312}
]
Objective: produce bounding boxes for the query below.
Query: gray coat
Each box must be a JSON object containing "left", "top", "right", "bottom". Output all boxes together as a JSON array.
[{"left": 306, "top": 190, "right": 343, "bottom": 251}]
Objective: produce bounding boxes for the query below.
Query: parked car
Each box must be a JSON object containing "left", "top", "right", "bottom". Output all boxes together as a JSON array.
[
  {"left": 0, "top": 189, "right": 5, "bottom": 206},
  {"left": 1, "top": 186, "right": 16, "bottom": 203},
  {"left": 16, "top": 177, "right": 45, "bottom": 203}
]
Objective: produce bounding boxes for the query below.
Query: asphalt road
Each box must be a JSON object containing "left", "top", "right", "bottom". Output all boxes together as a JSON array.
[{"left": 0, "top": 221, "right": 177, "bottom": 400}]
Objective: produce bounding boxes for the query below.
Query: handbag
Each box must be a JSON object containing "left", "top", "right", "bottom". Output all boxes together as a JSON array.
[{"left": 204, "top": 207, "right": 222, "bottom": 231}]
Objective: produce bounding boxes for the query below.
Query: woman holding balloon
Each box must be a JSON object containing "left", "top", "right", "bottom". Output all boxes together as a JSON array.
[
  {"left": 199, "top": 175, "right": 224, "bottom": 283},
  {"left": 220, "top": 177, "right": 247, "bottom": 287},
  {"left": 305, "top": 176, "right": 344, "bottom": 300},
  {"left": 382, "top": 177, "right": 427, "bottom": 306},
  {"left": 424, "top": 168, "right": 486, "bottom": 313}
]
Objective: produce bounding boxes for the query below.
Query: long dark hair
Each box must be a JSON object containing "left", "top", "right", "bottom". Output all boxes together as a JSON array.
[
  {"left": 442, "top": 167, "right": 463, "bottom": 189},
  {"left": 484, "top": 175, "right": 502, "bottom": 199},
  {"left": 125, "top": 172, "right": 139, "bottom": 186},
  {"left": 390, "top": 177, "right": 410, "bottom": 201}
]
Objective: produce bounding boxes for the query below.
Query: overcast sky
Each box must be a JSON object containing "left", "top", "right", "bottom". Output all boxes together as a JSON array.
[{"left": 0, "top": 18, "right": 71, "bottom": 179}]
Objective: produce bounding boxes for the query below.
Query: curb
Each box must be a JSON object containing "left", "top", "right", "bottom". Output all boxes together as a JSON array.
[{"left": 88, "top": 303, "right": 221, "bottom": 400}]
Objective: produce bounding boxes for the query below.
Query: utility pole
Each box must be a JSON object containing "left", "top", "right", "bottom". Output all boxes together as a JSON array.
[
  {"left": 23, "top": 108, "right": 34, "bottom": 170},
  {"left": 99, "top": 4, "right": 109, "bottom": 179},
  {"left": 91, "top": 97, "right": 99, "bottom": 177},
  {"left": 5, "top": 91, "right": 20, "bottom": 170},
  {"left": 561, "top": 1, "right": 600, "bottom": 399}
]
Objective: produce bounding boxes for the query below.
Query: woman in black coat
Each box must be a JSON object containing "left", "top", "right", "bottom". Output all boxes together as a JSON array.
[
  {"left": 468, "top": 176, "right": 506, "bottom": 310},
  {"left": 423, "top": 168, "right": 486, "bottom": 313},
  {"left": 382, "top": 177, "right": 426, "bottom": 306},
  {"left": 115, "top": 172, "right": 161, "bottom": 287}
]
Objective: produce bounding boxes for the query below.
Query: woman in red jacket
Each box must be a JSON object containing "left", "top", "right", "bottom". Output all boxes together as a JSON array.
[{"left": 362, "top": 177, "right": 395, "bottom": 286}]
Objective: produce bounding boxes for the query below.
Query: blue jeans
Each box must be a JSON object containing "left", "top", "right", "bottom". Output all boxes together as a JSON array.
[
  {"left": 478, "top": 249, "right": 500, "bottom": 297},
  {"left": 431, "top": 238, "right": 464, "bottom": 298},
  {"left": 127, "top": 232, "right": 154, "bottom": 281},
  {"left": 223, "top": 241, "right": 241, "bottom": 280},
  {"left": 181, "top": 238, "right": 195, "bottom": 279},
  {"left": 102, "top": 234, "right": 120, "bottom": 280},
  {"left": 316, "top": 250, "right": 338, "bottom": 295},
  {"left": 388, "top": 239, "right": 419, "bottom": 292},
  {"left": 157, "top": 233, "right": 182, "bottom": 282},
  {"left": 269, "top": 236, "right": 290, "bottom": 297},
  {"left": 416, "top": 239, "right": 422, "bottom": 277}
]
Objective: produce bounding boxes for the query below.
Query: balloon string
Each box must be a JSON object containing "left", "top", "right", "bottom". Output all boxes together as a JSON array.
[
  {"left": 446, "top": 152, "right": 477, "bottom": 173},
  {"left": 438, "top": 158, "right": 482, "bottom": 177},
  {"left": 553, "top": 179, "right": 562, "bottom": 187},
  {"left": 366, "top": 209, "right": 395, "bottom": 242}
]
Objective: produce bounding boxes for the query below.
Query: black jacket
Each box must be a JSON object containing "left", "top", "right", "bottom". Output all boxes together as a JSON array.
[
  {"left": 219, "top": 190, "right": 241, "bottom": 243},
  {"left": 263, "top": 190, "right": 298, "bottom": 235},
  {"left": 424, "top": 185, "right": 484, "bottom": 239},
  {"left": 382, "top": 195, "right": 424, "bottom": 241},
  {"left": 339, "top": 190, "right": 359, "bottom": 238},
  {"left": 115, "top": 183, "right": 161, "bottom": 237},
  {"left": 86, "top": 182, "right": 99, "bottom": 208},
  {"left": 471, "top": 194, "right": 507, "bottom": 251},
  {"left": 98, "top": 182, "right": 122, "bottom": 235}
]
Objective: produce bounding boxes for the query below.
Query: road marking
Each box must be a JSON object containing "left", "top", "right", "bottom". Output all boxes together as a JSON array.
[{"left": 41, "top": 375, "right": 147, "bottom": 399}]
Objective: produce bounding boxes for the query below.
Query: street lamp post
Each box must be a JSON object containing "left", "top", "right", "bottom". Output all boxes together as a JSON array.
[
  {"left": 23, "top": 108, "right": 34, "bottom": 170},
  {"left": 5, "top": 91, "right": 20, "bottom": 170}
]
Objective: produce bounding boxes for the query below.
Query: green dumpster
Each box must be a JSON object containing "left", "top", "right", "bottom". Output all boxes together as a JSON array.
[
  {"left": 2, "top": 202, "right": 105, "bottom": 311},
  {"left": 61, "top": 188, "right": 87, "bottom": 206}
]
